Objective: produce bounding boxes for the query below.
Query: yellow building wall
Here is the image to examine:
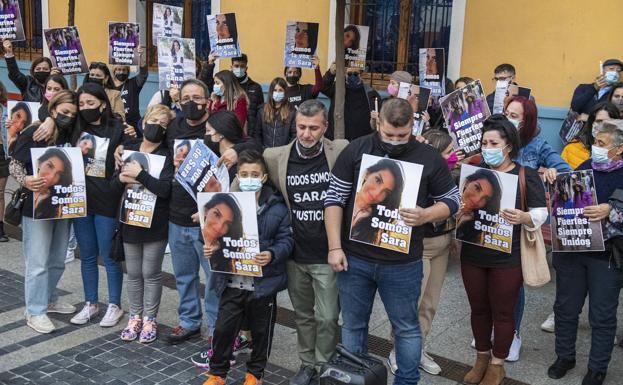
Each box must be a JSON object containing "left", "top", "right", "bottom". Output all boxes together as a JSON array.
[
  {"left": 460, "top": 0, "right": 623, "bottom": 108},
  {"left": 48, "top": 0, "right": 129, "bottom": 65},
  {"left": 221, "top": 0, "right": 331, "bottom": 85}
]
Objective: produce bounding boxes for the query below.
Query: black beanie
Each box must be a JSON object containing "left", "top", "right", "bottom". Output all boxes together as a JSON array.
[{"left": 207, "top": 111, "right": 243, "bottom": 144}]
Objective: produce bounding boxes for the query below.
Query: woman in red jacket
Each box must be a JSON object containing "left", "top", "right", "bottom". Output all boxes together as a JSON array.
[{"left": 209, "top": 70, "right": 249, "bottom": 135}]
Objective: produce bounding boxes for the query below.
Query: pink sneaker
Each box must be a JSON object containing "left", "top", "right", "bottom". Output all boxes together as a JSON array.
[{"left": 120, "top": 315, "right": 142, "bottom": 341}]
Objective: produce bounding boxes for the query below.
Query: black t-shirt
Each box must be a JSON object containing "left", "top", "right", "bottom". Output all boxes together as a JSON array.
[
  {"left": 460, "top": 165, "right": 546, "bottom": 268},
  {"left": 325, "top": 133, "right": 459, "bottom": 264},
  {"left": 286, "top": 84, "right": 314, "bottom": 108},
  {"left": 114, "top": 67, "right": 148, "bottom": 129},
  {"left": 286, "top": 147, "right": 331, "bottom": 264}
]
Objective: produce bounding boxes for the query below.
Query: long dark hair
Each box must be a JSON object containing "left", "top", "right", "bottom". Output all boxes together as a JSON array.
[
  {"left": 10, "top": 102, "right": 33, "bottom": 127},
  {"left": 42, "top": 74, "right": 70, "bottom": 105},
  {"left": 351, "top": 159, "right": 405, "bottom": 244},
  {"left": 72, "top": 83, "right": 117, "bottom": 145},
  {"left": 576, "top": 101, "right": 620, "bottom": 150},
  {"left": 83, "top": 62, "right": 116, "bottom": 89},
  {"left": 344, "top": 24, "right": 361, "bottom": 51},
  {"left": 38, "top": 147, "right": 73, "bottom": 187},
  {"left": 203, "top": 193, "right": 243, "bottom": 249},
  {"left": 462, "top": 168, "right": 502, "bottom": 213},
  {"left": 125, "top": 151, "right": 150, "bottom": 173},
  {"left": 214, "top": 70, "right": 248, "bottom": 111},
  {"left": 263, "top": 77, "right": 291, "bottom": 123}
]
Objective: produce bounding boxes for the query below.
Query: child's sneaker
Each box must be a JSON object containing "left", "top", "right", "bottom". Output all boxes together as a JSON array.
[
  {"left": 120, "top": 315, "right": 142, "bottom": 341},
  {"left": 139, "top": 317, "right": 157, "bottom": 344},
  {"left": 203, "top": 375, "right": 225, "bottom": 385},
  {"left": 191, "top": 349, "right": 213, "bottom": 368},
  {"left": 233, "top": 334, "right": 252, "bottom": 356},
  {"left": 243, "top": 373, "right": 261, "bottom": 385}
]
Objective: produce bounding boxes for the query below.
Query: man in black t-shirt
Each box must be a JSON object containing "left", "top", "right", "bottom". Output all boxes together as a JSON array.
[
  {"left": 263, "top": 100, "right": 348, "bottom": 385},
  {"left": 324, "top": 98, "right": 459, "bottom": 385}
]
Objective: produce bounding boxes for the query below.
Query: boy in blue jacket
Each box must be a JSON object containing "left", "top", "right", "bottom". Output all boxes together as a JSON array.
[{"left": 202, "top": 149, "right": 293, "bottom": 385}]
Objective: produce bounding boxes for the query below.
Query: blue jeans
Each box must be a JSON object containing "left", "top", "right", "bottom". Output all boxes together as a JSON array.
[
  {"left": 168, "top": 222, "right": 219, "bottom": 335},
  {"left": 338, "top": 255, "right": 423, "bottom": 385},
  {"left": 553, "top": 253, "right": 623, "bottom": 372},
  {"left": 73, "top": 214, "right": 123, "bottom": 305},
  {"left": 22, "top": 216, "right": 71, "bottom": 315}
]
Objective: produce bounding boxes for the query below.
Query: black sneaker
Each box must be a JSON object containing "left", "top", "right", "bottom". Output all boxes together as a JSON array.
[
  {"left": 191, "top": 349, "right": 213, "bottom": 368},
  {"left": 165, "top": 325, "right": 200, "bottom": 344},
  {"left": 233, "top": 334, "right": 252, "bottom": 356},
  {"left": 290, "top": 365, "right": 316, "bottom": 385},
  {"left": 547, "top": 357, "right": 575, "bottom": 379},
  {"left": 582, "top": 368, "right": 606, "bottom": 385}
]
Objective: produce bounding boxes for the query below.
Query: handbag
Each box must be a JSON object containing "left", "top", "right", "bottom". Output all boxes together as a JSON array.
[
  {"left": 518, "top": 166, "right": 550, "bottom": 287},
  {"left": 110, "top": 224, "right": 125, "bottom": 262},
  {"left": 4, "top": 187, "right": 28, "bottom": 227}
]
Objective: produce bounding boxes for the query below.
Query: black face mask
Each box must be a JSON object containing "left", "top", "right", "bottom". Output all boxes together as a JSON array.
[
  {"left": 376, "top": 133, "right": 412, "bottom": 157},
  {"left": 54, "top": 113, "right": 75, "bottom": 130},
  {"left": 182, "top": 101, "right": 206, "bottom": 121},
  {"left": 80, "top": 107, "right": 103, "bottom": 124},
  {"left": 204, "top": 135, "right": 221, "bottom": 155},
  {"left": 89, "top": 77, "right": 104, "bottom": 86},
  {"left": 143, "top": 123, "right": 165, "bottom": 143},
  {"left": 33, "top": 71, "right": 50, "bottom": 84},
  {"left": 286, "top": 75, "right": 300, "bottom": 85},
  {"left": 115, "top": 73, "right": 129, "bottom": 82}
]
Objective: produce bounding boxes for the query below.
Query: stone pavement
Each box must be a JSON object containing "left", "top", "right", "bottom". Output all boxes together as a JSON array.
[{"left": 1, "top": 227, "right": 623, "bottom": 384}]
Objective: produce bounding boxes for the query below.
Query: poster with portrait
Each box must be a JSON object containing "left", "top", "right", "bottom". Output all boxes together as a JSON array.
[
  {"left": 152, "top": 2, "right": 183, "bottom": 45},
  {"left": 108, "top": 22, "right": 140, "bottom": 65},
  {"left": 0, "top": 0, "right": 25, "bottom": 41},
  {"left": 30, "top": 147, "right": 86, "bottom": 220},
  {"left": 43, "top": 26, "right": 88, "bottom": 74},
  {"left": 157, "top": 36, "right": 195, "bottom": 90},
  {"left": 119, "top": 151, "right": 166, "bottom": 228},
  {"left": 284, "top": 20, "right": 319, "bottom": 69},
  {"left": 207, "top": 13, "right": 240, "bottom": 58},
  {"left": 77, "top": 132, "right": 110, "bottom": 178},
  {"left": 418, "top": 48, "right": 445, "bottom": 99},
  {"left": 559, "top": 109, "right": 584, "bottom": 145},
  {"left": 344, "top": 24, "right": 369, "bottom": 69},
  {"left": 549, "top": 170, "right": 605, "bottom": 252},
  {"left": 440, "top": 79, "right": 491, "bottom": 158},
  {"left": 456, "top": 164, "right": 517, "bottom": 253},
  {"left": 349, "top": 154, "right": 423, "bottom": 254},
  {"left": 3, "top": 100, "right": 40, "bottom": 157},
  {"left": 175, "top": 140, "right": 229, "bottom": 202},
  {"left": 397, "top": 83, "right": 431, "bottom": 136},
  {"left": 492, "top": 81, "right": 533, "bottom": 114},
  {"left": 198, "top": 192, "right": 262, "bottom": 277}
]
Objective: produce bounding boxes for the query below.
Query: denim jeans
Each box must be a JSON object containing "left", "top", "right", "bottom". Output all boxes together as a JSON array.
[
  {"left": 168, "top": 222, "right": 219, "bottom": 335},
  {"left": 553, "top": 253, "right": 623, "bottom": 372},
  {"left": 22, "top": 216, "right": 71, "bottom": 315},
  {"left": 338, "top": 255, "right": 423, "bottom": 385},
  {"left": 73, "top": 214, "right": 123, "bottom": 305}
]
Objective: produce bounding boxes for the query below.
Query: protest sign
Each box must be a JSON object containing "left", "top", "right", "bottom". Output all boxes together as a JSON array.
[
  {"left": 174, "top": 140, "right": 229, "bottom": 202},
  {"left": 199, "top": 192, "right": 262, "bottom": 277},
  {"left": 493, "top": 81, "right": 533, "bottom": 114},
  {"left": 440, "top": 79, "right": 491, "bottom": 158},
  {"left": 119, "top": 151, "right": 166, "bottom": 228},
  {"left": 456, "top": 164, "right": 517, "bottom": 253},
  {"left": 77, "top": 132, "right": 110, "bottom": 178},
  {"left": 44, "top": 26, "right": 88, "bottom": 74},
  {"left": 344, "top": 24, "right": 369, "bottom": 69},
  {"left": 508, "top": 84, "right": 531, "bottom": 99},
  {"left": 157, "top": 37, "right": 195, "bottom": 90},
  {"left": 349, "top": 154, "right": 423, "bottom": 254},
  {"left": 549, "top": 170, "right": 604, "bottom": 252},
  {"left": 284, "top": 21, "right": 319, "bottom": 69},
  {"left": 207, "top": 13, "right": 241, "bottom": 58},
  {"left": 397, "top": 83, "right": 431, "bottom": 136},
  {"left": 152, "top": 2, "right": 182, "bottom": 45},
  {"left": 4, "top": 100, "right": 40, "bottom": 157},
  {"left": 30, "top": 147, "right": 86, "bottom": 220},
  {"left": 0, "top": 0, "right": 24, "bottom": 41},
  {"left": 559, "top": 109, "right": 584, "bottom": 145},
  {"left": 419, "top": 48, "right": 445, "bottom": 99},
  {"left": 108, "top": 22, "right": 140, "bottom": 65}
]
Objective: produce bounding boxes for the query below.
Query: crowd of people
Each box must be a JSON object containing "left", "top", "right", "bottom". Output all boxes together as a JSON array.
[{"left": 2, "top": 35, "right": 623, "bottom": 385}]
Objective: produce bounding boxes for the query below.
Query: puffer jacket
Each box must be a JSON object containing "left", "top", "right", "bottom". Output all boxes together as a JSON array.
[
  {"left": 212, "top": 185, "right": 293, "bottom": 298},
  {"left": 561, "top": 140, "right": 590, "bottom": 170},
  {"left": 515, "top": 136, "right": 572, "bottom": 172},
  {"left": 253, "top": 106, "right": 296, "bottom": 149}
]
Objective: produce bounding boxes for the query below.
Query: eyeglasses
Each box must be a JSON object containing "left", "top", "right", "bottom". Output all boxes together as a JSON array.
[
  {"left": 492, "top": 76, "right": 513, "bottom": 82},
  {"left": 181, "top": 96, "right": 206, "bottom": 103}
]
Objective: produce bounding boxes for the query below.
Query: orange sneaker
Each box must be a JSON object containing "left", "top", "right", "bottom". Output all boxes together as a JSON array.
[
  {"left": 203, "top": 375, "right": 226, "bottom": 385},
  {"left": 243, "top": 373, "right": 261, "bottom": 385}
]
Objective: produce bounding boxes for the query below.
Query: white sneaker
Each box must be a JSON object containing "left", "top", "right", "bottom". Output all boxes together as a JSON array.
[
  {"left": 70, "top": 302, "right": 98, "bottom": 325},
  {"left": 65, "top": 248, "right": 75, "bottom": 264},
  {"left": 386, "top": 348, "right": 398, "bottom": 375},
  {"left": 541, "top": 312, "right": 555, "bottom": 333},
  {"left": 506, "top": 332, "right": 521, "bottom": 362},
  {"left": 48, "top": 302, "right": 76, "bottom": 314},
  {"left": 99, "top": 304, "right": 124, "bottom": 327},
  {"left": 419, "top": 351, "right": 441, "bottom": 375},
  {"left": 27, "top": 314, "right": 55, "bottom": 333}
]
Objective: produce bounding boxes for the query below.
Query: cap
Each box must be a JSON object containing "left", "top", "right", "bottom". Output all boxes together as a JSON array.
[
  {"left": 390, "top": 71, "right": 413, "bottom": 84},
  {"left": 603, "top": 58, "right": 623, "bottom": 69}
]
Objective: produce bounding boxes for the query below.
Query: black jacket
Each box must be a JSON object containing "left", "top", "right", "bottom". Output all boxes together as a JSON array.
[
  {"left": 6, "top": 56, "right": 43, "bottom": 102},
  {"left": 571, "top": 83, "right": 610, "bottom": 115},
  {"left": 114, "top": 65, "right": 149, "bottom": 129},
  {"left": 254, "top": 106, "right": 296, "bottom": 149}
]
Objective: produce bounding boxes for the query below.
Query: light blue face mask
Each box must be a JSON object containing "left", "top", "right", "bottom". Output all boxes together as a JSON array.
[
  {"left": 232, "top": 67, "right": 246, "bottom": 78},
  {"left": 508, "top": 118, "right": 521, "bottom": 130},
  {"left": 481, "top": 145, "right": 508, "bottom": 167},
  {"left": 239, "top": 177, "right": 263, "bottom": 192},
  {"left": 213, "top": 83, "right": 224, "bottom": 97},
  {"left": 605, "top": 70, "right": 620, "bottom": 86},
  {"left": 272, "top": 91, "right": 285, "bottom": 103},
  {"left": 591, "top": 145, "right": 612, "bottom": 164}
]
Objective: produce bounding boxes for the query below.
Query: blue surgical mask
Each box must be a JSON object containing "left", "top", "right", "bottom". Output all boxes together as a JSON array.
[
  {"left": 232, "top": 67, "right": 246, "bottom": 78},
  {"left": 605, "top": 71, "right": 620, "bottom": 85},
  {"left": 239, "top": 177, "right": 263, "bottom": 192},
  {"left": 481, "top": 146, "right": 508, "bottom": 167},
  {"left": 591, "top": 145, "right": 612, "bottom": 164},
  {"left": 213, "top": 83, "right": 224, "bottom": 97},
  {"left": 508, "top": 118, "right": 521, "bottom": 129},
  {"left": 272, "top": 91, "right": 285, "bottom": 103}
]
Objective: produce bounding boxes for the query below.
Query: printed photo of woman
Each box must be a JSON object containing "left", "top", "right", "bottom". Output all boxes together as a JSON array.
[
  {"left": 7, "top": 102, "right": 32, "bottom": 153},
  {"left": 173, "top": 139, "right": 191, "bottom": 170},
  {"left": 201, "top": 193, "right": 243, "bottom": 274},
  {"left": 456, "top": 168, "right": 502, "bottom": 244},
  {"left": 33, "top": 148, "right": 73, "bottom": 219}
]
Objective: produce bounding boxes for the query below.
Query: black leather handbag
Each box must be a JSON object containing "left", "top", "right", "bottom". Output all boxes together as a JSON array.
[{"left": 4, "top": 188, "right": 28, "bottom": 226}]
